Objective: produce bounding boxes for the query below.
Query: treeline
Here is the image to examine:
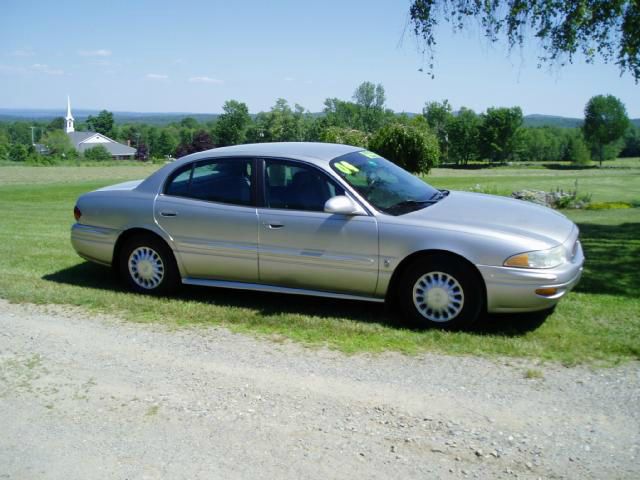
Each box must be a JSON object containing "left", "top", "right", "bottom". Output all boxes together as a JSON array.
[{"left": 1, "top": 82, "right": 637, "bottom": 170}]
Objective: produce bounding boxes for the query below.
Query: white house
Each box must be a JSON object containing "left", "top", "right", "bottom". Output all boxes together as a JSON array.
[{"left": 65, "top": 97, "right": 136, "bottom": 160}]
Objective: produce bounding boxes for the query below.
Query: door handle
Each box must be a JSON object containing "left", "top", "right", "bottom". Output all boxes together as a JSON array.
[
  {"left": 160, "top": 211, "right": 178, "bottom": 217},
  {"left": 264, "top": 222, "right": 284, "bottom": 229}
]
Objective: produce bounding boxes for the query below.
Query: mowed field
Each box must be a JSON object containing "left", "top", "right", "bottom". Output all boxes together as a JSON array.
[{"left": 0, "top": 162, "right": 638, "bottom": 365}]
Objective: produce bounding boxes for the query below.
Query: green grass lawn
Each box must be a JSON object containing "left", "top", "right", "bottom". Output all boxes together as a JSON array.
[{"left": 1, "top": 164, "right": 639, "bottom": 365}]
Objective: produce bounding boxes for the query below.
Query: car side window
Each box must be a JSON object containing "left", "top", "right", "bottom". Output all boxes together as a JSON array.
[
  {"left": 165, "top": 158, "right": 254, "bottom": 206},
  {"left": 264, "top": 160, "right": 344, "bottom": 212}
]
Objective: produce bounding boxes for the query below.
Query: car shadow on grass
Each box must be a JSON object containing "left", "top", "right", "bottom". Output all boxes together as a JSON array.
[
  {"left": 44, "top": 262, "right": 552, "bottom": 336},
  {"left": 573, "top": 221, "right": 640, "bottom": 298}
]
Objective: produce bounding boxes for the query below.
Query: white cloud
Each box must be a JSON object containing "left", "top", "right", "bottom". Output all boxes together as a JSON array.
[
  {"left": 10, "top": 48, "right": 34, "bottom": 57},
  {"left": 284, "top": 76, "right": 295, "bottom": 82},
  {"left": 188, "top": 76, "right": 223, "bottom": 84},
  {"left": 0, "top": 64, "right": 26, "bottom": 74},
  {"left": 146, "top": 73, "right": 168, "bottom": 80},
  {"left": 31, "top": 63, "right": 64, "bottom": 75},
  {"left": 78, "top": 49, "right": 112, "bottom": 57}
]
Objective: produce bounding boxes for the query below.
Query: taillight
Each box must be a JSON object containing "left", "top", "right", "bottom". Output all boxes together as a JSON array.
[{"left": 74, "top": 206, "right": 82, "bottom": 221}]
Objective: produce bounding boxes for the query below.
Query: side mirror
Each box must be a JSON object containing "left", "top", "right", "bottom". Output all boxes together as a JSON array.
[{"left": 324, "top": 195, "right": 365, "bottom": 216}]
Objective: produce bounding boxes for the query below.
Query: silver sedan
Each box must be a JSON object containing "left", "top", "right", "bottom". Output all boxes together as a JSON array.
[{"left": 71, "top": 142, "right": 584, "bottom": 328}]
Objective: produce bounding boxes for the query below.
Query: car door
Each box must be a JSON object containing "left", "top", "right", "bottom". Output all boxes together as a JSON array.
[
  {"left": 257, "top": 158, "right": 379, "bottom": 296},
  {"left": 154, "top": 157, "right": 259, "bottom": 281}
]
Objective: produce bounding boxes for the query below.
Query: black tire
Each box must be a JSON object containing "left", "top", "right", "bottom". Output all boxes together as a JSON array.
[
  {"left": 397, "top": 256, "right": 483, "bottom": 330},
  {"left": 118, "top": 234, "right": 179, "bottom": 295}
]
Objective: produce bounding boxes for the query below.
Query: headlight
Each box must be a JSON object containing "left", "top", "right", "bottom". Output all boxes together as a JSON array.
[{"left": 504, "top": 245, "right": 567, "bottom": 269}]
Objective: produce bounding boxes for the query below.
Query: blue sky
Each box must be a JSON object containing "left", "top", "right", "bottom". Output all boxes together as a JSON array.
[{"left": 1, "top": 0, "right": 638, "bottom": 117}]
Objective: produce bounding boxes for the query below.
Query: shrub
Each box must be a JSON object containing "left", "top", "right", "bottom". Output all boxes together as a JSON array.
[
  {"left": 9, "top": 144, "right": 29, "bottom": 162},
  {"left": 368, "top": 123, "right": 439, "bottom": 174},
  {"left": 83, "top": 145, "right": 112, "bottom": 162},
  {"left": 320, "top": 126, "right": 369, "bottom": 148}
]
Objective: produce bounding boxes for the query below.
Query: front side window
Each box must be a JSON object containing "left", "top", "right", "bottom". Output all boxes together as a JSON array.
[
  {"left": 264, "top": 159, "right": 344, "bottom": 212},
  {"left": 165, "top": 158, "right": 253, "bottom": 206},
  {"left": 330, "top": 151, "right": 443, "bottom": 215}
]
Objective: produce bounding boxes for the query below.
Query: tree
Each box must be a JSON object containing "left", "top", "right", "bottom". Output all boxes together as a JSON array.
[
  {"left": 135, "top": 142, "right": 149, "bottom": 161},
  {"left": 213, "top": 100, "right": 251, "bottom": 146},
  {"left": 408, "top": 1, "right": 640, "bottom": 81},
  {"left": 83, "top": 145, "right": 112, "bottom": 161},
  {"left": 42, "top": 130, "right": 75, "bottom": 157},
  {"left": 447, "top": 107, "right": 480, "bottom": 165},
  {"left": 47, "top": 117, "right": 65, "bottom": 132},
  {"left": 320, "top": 127, "right": 369, "bottom": 148},
  {"left": 247, "top": 99, "right": 307, "bottom": 143},
  {"left": 154, "top": 129, "right": 179, "bottom": 157},
  {"left": 369, "top": 123, "right": 439, "bottom": 174},
  {"left": 423, "top": 100, "right": 453, "bottom": 161},
  {"left": 175, "top": 130, "right": 215, "bottom": 157},
  {"left": 583, "top": 95, "right": 630, "bottom": 165},
  {"left": 621, "top": 126, "right": 640, "bottom": 157},
  {"left": 352, "top": 82, "right": 387, "bottom": 132},
  {"left": 9, "top": 144, "right": 29, "bottom": 162},
  {"left": 563, "top": 130, "right": 591, "bottom": 165},
  {"left": 478, "top": 107, "right": 523, "bottom": 162},
  {"left": 86, "top": 110, "right": 115, "bottom": 137}
]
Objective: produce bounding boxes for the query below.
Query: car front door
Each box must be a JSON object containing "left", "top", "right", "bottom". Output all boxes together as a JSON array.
[
  {"left": 257, "top": 158, "right": 379, "bottom": 296},
  {"left": 154, "top": 157, "right": 259, "bottom": 281}
]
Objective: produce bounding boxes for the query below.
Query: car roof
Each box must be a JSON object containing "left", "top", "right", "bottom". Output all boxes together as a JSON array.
[
  {"left": 136, "top": 142, "right": 364, "bottom": 193},
  {"left": 175, "top": 142, "right": 363, "bottom": 165}
]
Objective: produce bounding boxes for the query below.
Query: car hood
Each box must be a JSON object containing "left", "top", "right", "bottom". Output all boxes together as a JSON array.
[{"left": 397, "top": 191, "right": 575, "bottom": 248}]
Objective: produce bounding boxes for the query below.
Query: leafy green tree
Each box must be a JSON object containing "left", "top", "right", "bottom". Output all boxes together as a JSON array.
[
  {"left": 175, "top": 130, "right": 215, "bottom": 157},
  {"left": 408, "top": 1, "right": 640, "bottom": 81},
  {"left": 583, "top": 95, "right": 630, "bottom": 165},
  {"left": 423, "top": 100, "right": 453, "bottom": 161},
  {"left": 320, "top": 126, "right": 369, "bottom": 148},
  {"left": 447, "top": 107, "right": 480, "bottom": 165},
  {"left": 86, "top": 110, "right": 115, "bottom": 137},
  {"left": 83, "top": 145, "right": 112, "bottom": 161},
  {"left": 247, "top": 99, "right": 306, "bottom": 143},
  {"left": 8, "top": 122, "right": 32, "bottom": 146},
  {"left": 47, "top": 117, "right": 65, "bottom": 132},
  {"left": 563, "top": 130, "right": 591, "bottom": 165},
  {"left": 369, "top": 123, "right": 439, "bottom": 174},
  {"left": 213, "top": 100, "right": 251, "bottom": 146},
  {"left": 180, "top": 117, "right": 200, "bottom": 130},
  {"left": 42, "top": 130, "right": 75, "bottom": 157},
  {"left": 621, "top": 126, "right": 640, "bottom": 157},
  {"left": 9, "top": 144, "right": 29, "bottom": 162},
  {"left": 154, "top": 129, "right": 179, "bottom": 157},
  {"left": 323, "top": 98, "right": 364, "bottom": 130},
  {"left": 479, "top": 107, "right": 523, "bottom": 162},
  {"left": 352, "top": 82, "right": 387, "bottom": 132},
  {"left": 0, "top": 130, "right": 9, "bottom": 161}
]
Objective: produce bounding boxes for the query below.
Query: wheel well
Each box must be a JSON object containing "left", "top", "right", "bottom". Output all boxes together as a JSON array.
[
  {"left": 386, "top": 250, "right": 487, "bottom": 308},
  {"left": 112, "top": 228, "right": 172, "bottom": 273}
]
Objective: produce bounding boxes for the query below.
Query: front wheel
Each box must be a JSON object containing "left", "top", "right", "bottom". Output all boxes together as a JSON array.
[
  {"left": 119, "top": 234, "right": 179, "bottom": 295},
  {"left": 398, "top": 256, "right": 483, "bottom": 329}
]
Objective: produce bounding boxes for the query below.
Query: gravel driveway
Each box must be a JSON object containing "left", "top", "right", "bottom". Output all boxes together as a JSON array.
[{"left": 1, "top": 299, "right": 638, "bottom": 479}]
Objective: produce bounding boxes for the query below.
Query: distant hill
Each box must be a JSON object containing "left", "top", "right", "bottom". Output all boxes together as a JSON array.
[
  {"left": 0, "top": 108, "right": 638, "bottom": 128},
  {"left": 0, "top": 108, "right": 219, "bottom": 125}
]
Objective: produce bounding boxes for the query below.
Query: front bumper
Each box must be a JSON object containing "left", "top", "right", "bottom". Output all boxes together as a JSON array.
[{"left": 478, "top": 241, "right": 585, "bottom": 313}]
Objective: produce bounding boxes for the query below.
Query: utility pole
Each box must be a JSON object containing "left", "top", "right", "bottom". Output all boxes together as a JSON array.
[{"left": 30, "top": 126, "right": 36, "bottom": 146}]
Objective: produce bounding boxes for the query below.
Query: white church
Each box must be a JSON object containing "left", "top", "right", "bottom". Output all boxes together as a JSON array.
[{"left": 64, "top": 97, "right": 136, "bottom": 159}]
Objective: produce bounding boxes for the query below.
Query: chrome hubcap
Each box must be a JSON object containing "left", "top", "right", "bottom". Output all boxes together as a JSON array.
[
  {"left": 128, "top": 246, "right": 164, "bottom": 289},
  {"left": 412, "top": 271, "right": 464, "bottom": 322}
]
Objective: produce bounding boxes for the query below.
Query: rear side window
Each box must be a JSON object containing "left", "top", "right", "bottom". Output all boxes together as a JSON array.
[{"left": 165, "top": 158, "right": 254, "bottom": 206}]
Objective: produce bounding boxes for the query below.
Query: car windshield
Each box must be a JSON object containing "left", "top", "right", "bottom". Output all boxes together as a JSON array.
[{"left": 330, "top": 151, "right": 444, "bottom": 215}]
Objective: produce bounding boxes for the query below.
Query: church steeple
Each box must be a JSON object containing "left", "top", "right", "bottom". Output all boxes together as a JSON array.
[{"left": 65, "top": 96, "right": 75, "bottom": 133}]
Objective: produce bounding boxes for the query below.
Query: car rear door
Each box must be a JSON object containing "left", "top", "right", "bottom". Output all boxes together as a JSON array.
[
  {"left": 154, "top": 157, "right": 259, "bottom": 281},
  {"left": 257, "top": 158, "right": 379, "bottom": 296}
]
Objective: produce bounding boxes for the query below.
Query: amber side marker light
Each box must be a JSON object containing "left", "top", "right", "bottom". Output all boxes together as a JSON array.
[
  {"left": 73, "top": 206, "right": 82, "bottom": 221},
  {"left": 535, "top": 287, "right": 558, "bottom": 297}
]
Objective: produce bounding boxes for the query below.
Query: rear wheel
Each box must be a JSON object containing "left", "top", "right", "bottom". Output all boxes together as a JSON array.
[
  {"left": 119, "top": 234, "right": 179, "bottom": 295},
  {"left": 398, "top": 256, "right": 483, "bottom": 329}
]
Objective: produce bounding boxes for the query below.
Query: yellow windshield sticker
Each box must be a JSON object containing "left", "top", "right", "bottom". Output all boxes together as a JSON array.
[
  {"left": 338, "top": 161, "right": 359, "bottom": 173},
  {"left": 359, "top": 150, "right": 380, "bottom": 159},
  {"left": 334, "top": 163, "right": 352, "bottom": 175}
]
